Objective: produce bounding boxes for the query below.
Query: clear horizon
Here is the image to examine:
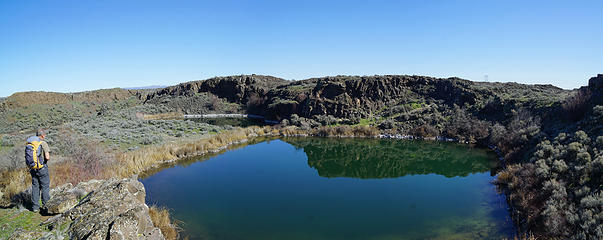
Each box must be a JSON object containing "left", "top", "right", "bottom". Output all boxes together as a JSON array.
[{"left": 1, "top": 0, "right": 602, "bottom": 97}]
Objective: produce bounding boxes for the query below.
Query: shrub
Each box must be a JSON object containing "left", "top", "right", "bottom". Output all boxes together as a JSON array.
[
  {"left": 0, "top": 136, "right": 13, "bottom": 147},
  {"left": 410, "top": 125, "right": 439, "bottom": 137},
  {"left": 1, "top": 146, "right": 22, "bottom": 170},
  {"left": 246, "top": 92, "right": 266, "bottom": 113},
  {"left": 500, "top": 130, "right": 603, "bottom": 239},
  {"left": 497, "top": 109, "right": 541, "bottom": 162},
  {"left": 50, "top": 132, "right": 116, "bottom": 186},
  {"left": 295, "top": 92, "right": 308, "bottom": 103},
  {"left": 205, "top": 94, "right": 221, "bottom": 111},
  {"left": 593, "top": 105, "right": 603, "bottom": 119},
  {"left": 563, "top": 88, "right": 592, "bottom": 121},
  {"left": 489, "top": 123, "right": 506, "bottom": 144},
  {"left": 378, "top": 119, "right": 395, "bottom": 129},
  {"left": 313, "top": 115, "right": 337, "bottom": 126},
  {"left": 312, "top": 125, "right": 379, "bottom": 137},
  {"left": 444, "top": 106, "right": 490, "bottom": 142},
  {"left": 141, "top": 135, "right": 163, "bottom": 145}
]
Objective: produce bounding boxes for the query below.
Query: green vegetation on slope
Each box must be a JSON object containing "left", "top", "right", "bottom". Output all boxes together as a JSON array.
[{"left": 0, "top": 74, "right": 601, "bottom": 239}]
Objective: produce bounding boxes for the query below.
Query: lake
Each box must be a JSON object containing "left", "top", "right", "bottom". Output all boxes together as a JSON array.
[{"left": 140, "top": 137, "right": 514, "bottom": 240}]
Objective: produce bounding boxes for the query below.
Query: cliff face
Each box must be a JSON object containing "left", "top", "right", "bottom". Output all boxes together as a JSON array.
[
  {"left": 588, "top": 74, "right": 603, "bottom": 106},
  {"left": 291, "top": 76, "right": 568, "bottom": 120},
  {"left": 145, "top": 75, "right": 287, "bottom": 104},
  {"left": 293, "top": 76, "right": 483, "bottom": 119},
  {"left": 143, "top": 74, "right": 570, "bottom": 122}
]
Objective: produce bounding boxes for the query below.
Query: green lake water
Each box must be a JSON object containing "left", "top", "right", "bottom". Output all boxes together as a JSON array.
[{"left": 140, "top": 138, "right": 514, "bottom": 240}]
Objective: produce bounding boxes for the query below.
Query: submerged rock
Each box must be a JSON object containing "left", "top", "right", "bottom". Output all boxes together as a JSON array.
[{"left": 44, "top": 178, "right": 164, "bottom": 240}]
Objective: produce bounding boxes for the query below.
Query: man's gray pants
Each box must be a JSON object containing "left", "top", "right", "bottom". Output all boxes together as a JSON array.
[{"left": 30, "top": 166, "right": 50, "bottom": 211}]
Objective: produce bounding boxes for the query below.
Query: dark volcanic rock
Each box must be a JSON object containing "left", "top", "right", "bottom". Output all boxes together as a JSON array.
[
  {"left": 145, "top": 75, "right": 287, "bottom": 104},
  {"left": 588, "top": 74, "right": 603, "bottom": 91},
  {"left": 292, "top": 76, "right": 484, "bottom": 119},
  {"left": 143, "top": 74, "right": 571, "bottom": 122}
]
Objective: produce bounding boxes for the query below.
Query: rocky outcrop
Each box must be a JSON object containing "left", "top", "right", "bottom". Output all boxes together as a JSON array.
[
  {"left": 45, "top": 178, "right": 164, "bottom": 240},
  {"left": 145, "top": 75, "right": 287, "bottom": 104},
  {"left": 588, "top": 74, "right": 603, "bottom": 106},
  {"left": 260, "top": 75, "right": 569, "bottom": 121},
  {"left": 141, "top": 74, "right": 571, "bottom": 122},
  {"left": 588, "top": 74, "right": 603, "bottom": 91},
  {"left": 46, "top": 179, "right": 103, "bottom": 214}
]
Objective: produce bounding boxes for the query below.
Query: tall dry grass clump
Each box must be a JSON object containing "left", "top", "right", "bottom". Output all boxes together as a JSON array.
[
  {"left": 0, "top": 168, "right": 30, "bottom": 206},
  {"left": 114, "top": 126, "right": 274, "bottom": 178},
  {"left": 149, "top": 205, "right": 179, "bottom": 240},
  {"left": 141, "top": 112, "right": 184, "bottom": 120},
  {"left": 277, "top": 126, "right": 309, "bottom": 136}
]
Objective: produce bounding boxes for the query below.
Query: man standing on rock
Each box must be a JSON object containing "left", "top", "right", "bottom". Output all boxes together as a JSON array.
[{"left": 25, "top": 129, "right": 51, "bottom": 213}]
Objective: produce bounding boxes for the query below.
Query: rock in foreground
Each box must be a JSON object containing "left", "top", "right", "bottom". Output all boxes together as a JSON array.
[{"left": 44, "top": 178, "right": 164, "bottom": 240}]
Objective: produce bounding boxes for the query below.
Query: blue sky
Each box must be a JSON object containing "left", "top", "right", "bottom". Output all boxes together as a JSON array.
[{"left": 1, "top": 0, "right": 601, "bottom": 97}]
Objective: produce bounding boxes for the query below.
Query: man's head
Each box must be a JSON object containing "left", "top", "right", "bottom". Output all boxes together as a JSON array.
[{"left": 36, "top": 129, "right": 46, "bottom": 140}]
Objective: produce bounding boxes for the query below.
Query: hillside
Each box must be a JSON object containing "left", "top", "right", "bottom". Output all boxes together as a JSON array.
[
  {"left": 0, "top": 74, "right": 601, "bottom": 239},
  {"left": 0, "top": 88, "right": 148, "bottom": 134}
]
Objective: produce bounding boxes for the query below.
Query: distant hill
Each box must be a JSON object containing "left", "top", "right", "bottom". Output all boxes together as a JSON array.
[
  {"left": 1, "top": 88, "right": 140, "bottom": 110},
  {"left": 122, "top": 85, "right": 168, "bottom": 90}
]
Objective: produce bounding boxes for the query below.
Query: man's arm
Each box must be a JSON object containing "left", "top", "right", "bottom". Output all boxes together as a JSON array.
[{"left": 41, "top": 141, "right": 50, "bottom": 161}]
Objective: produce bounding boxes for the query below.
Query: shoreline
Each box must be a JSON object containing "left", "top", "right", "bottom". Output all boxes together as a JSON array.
[{"left": 0, "top": 125, "right": 515, "bottom": 239}]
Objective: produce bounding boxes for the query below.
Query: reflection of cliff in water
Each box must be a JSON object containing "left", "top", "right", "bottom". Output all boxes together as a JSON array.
[{"left": 284, "top": 137, "right": 498, "bottom": 179}]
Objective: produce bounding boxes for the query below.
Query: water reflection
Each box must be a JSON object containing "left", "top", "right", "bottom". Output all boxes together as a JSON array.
[
  {"left": 285, "top": 137, "right": 499, "bottom": 178},
  {"left": 141, "top": 138, "right": 513, "bottom": 240}
]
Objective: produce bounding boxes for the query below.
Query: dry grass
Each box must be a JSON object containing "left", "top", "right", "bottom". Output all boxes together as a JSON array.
[
  {"left": 114, "top": 126, "right": 274, "bottom": 178},
  {"left": 140, "top": 112, "right": 184, "bottom": 120},
  {"left": 149, "top": 205, "right": 179, "bottom": 240},
  {"left": 0, "top": 169, "right": 30, "bottom": 206}
]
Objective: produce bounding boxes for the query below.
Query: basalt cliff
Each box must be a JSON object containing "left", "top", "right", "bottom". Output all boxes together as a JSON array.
[{"left": 1, "top": 74, "right": 601, "bottom": 239}]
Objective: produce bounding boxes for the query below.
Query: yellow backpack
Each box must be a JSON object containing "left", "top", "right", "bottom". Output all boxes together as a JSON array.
[{"left": 25, "top": 140, "right": 44, "bottom": 169}]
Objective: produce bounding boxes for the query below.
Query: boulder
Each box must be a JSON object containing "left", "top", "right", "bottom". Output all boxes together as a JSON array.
[
  {"left": 47, "top": 183, "right": 76, "bottom": 214},
  {"left": 46, "top": 180, "right": 103, "bottom": 214},
  {"left": 45, "top": 178, "right": 164, "bottom": 240}
]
